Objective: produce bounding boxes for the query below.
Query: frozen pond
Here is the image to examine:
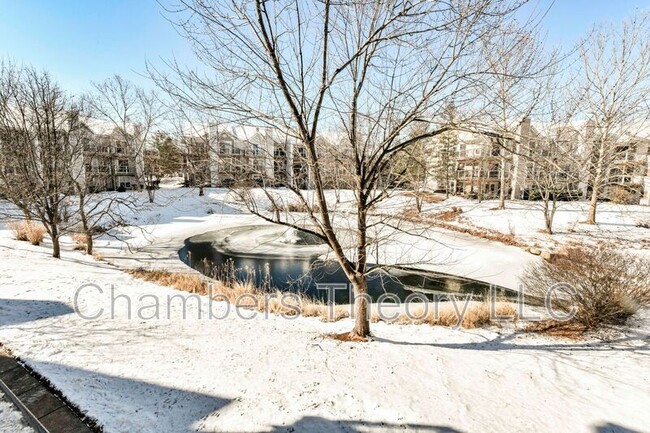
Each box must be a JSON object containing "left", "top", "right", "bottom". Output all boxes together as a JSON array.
[{"left": 179, "top": 225, "right": 517, "bottom": 304}]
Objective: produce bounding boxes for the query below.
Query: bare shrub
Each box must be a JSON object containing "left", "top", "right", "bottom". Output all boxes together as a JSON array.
[
  {"left": 521, "top": 244, "right": 650, "bottom": 329},
  {"left": 8, "top": 221, "right": 29, "bottom": 241},
  {"left": 71, "top": 233, "right": 88, "bottom": 251},
  {"left": 609, "top": 186, "right": 638, "bottom": 205},
  {"left": 8, "top": 221, "right": 46, "bottom": 245}
]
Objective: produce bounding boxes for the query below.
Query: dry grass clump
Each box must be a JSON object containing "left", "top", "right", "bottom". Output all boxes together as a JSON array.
[
  {"left": 374, "top": 301, "right": 518, "bottom": 328},
  {"left": 127, "top": 268, "right": 350, "bottom": 321},
  {"left": 71, "top": 233, "right": 88, "bottom": 251},
  {"left": 399, "top": 208, "right": 521, "bottom": 247},
  {"left": 521, "top": 244, "right": 650, "bottom": 329},
  {"left": 525, "top": 320, "right": 587, "bottom": 339},
  {"left": 398, "top": 203, "right": 522, "bottom": 247},
  {"left": 128, "top": 268, "right": 519, "bottom": 329},
  {"left": 268, "top": 201, "right": 321, "bottom": 213},
  {"left": 128, "top": 268, "right": 209, "bottom": 294},
  {"left": 404, "top": 191, "right": 446, "bottom": 204},
  {"left": 8, "top": 221, "right": 46, "bottom": 245},
  {"left": 636, "top": 219, "right": 650, "bottom": 229},
  {"left": 432, "top": 206, "right": 463, "bottom": 222}
]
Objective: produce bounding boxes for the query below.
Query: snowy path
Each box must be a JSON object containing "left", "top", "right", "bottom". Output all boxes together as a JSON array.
[{"left": 0, "top": 237, "right": 649, "bottom": 433}]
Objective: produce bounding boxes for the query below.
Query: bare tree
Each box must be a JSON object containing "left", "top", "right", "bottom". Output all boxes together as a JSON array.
[
  {"left": 66, "top": 128, "right": 139, "bottom": 255},
  {"left": 84, "top": 75, "right": 165, "bottom": 198},
  {"left": 170, "top": 108, "right": 219, "bottom": 196},
  {"left": 480, "top": 24, "right": 555, "bottom": 209},
  {"left": 579, "top": 12, "right": 650, "bottom": 224},
  {"left": 393, "top": 122, "right": 432, "bottom": 212},
  {"left": 0, "top": 62, "right": 84, "bottom": 258},
  {"left": 151, "top": 0, "right": 537, "bottom": 339}
]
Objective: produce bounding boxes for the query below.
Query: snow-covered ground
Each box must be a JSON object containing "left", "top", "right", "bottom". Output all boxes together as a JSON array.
[
  {"left": 1, "top": 187, "right": 650, "bottom": 432},
  {"left": 0, "top": 393, "right": 35, "bottom": 433},
  {"left": 0, "top": 236, "right": 649, "bottom": 433},
  {"left": 412, "top": 196, "right": 650, "bottom": 253}
]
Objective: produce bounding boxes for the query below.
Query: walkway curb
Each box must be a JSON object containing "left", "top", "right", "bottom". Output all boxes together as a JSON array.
[{"left": 0, "top": 348, "right": 96, "bottom": 433}]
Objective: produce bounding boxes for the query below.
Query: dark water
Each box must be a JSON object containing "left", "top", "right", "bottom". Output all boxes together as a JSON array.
[{"left": 179, "top": 233, "right": 518, "bottom": 304}]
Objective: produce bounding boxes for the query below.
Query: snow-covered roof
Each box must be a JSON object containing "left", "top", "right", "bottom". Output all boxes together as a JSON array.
[{"left": 83, "top": 117, "right": 139, "bottom": 136}]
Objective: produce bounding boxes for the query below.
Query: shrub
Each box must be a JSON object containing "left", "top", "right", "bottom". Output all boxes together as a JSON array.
[
  {"left": 71, "top": 233, "right": 88, "bottom": 251},
  {"left": 636, "top": 219, "right": 650, "bottom": 229},
  {"left": 521, "top": 244, "right": 650, "bottom": 329},
  {"left": 8, "top": 221, "right": 46, "bottom": 245},
  {"left": 609, "top": 186, "right": 638, "bottom": 205}
]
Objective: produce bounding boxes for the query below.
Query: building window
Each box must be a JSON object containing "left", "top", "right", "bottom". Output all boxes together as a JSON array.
[
  {"left": 115, "top": 141, "right": 126, "bottom": 153},
  {"left": 118, "top": 160, "right": 130, "bottom": 173}
]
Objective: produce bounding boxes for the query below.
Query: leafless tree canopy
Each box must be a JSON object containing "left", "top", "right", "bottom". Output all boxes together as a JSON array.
[
  {"left": 0, "top": 61, "right": 88, "bottom": 258},
  {"left": 151, "top": 0, "right": 541, "bottom": 338},
  {"left": 579, "top": 12, "right": 650, "bottom": 223}
]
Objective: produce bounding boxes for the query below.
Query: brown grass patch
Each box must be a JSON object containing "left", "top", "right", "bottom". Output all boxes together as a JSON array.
[
  {"left": 8, "top": 221, "right": 46, "bottom": 245},
  {"left": 377, "top": 302, "right": 518, "bottom": 328},
  {"left": 525, "top": 320, "right": 587, "bottom": 338},
  {"left": 127, "top": 268, "right": 350, "bottom": 322},
  {"left": 268, "top": 202, "right": 321, "bottom": 213},
  {"left": 326, "top": 331, "right": 371, "bottom": 342},
  {"left": 404, "top": 191, "right": 446, "bottom": 204},
  {"left": 127, "top": 269, "right": 520, "bottom": 330},
  {"left": 398, "top": 207, "right": 521, "bottom": 247},
  {"left": 71, "top": 233, "right": 88, "bottom": 251},
  {"left": 128, "top": 268, "right": 209, "bottom": 294}
]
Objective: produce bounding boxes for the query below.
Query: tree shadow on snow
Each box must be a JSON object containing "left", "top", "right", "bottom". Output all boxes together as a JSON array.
[
  {"left": 19, "top": 359, "right": 231, "bottom": 433},
  {"left": 0, "top": 298, "right": 75, "bottom": 326},
  {"left": 594, "top": 422, "right": 642, "bottom": 433},
  {"left": 264, "top": 417, "right": 464, "bottom": 433},
  {"left": 372, "top": 331, "right": 650, "bottom": 356}
]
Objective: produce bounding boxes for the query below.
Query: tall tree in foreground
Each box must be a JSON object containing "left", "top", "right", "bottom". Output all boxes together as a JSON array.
[
  {"left": 152, "top": 0, "right": 536, "bottom": 339},
  {"left": 580, "top": 12, "right": 650, "bottom": 224}
]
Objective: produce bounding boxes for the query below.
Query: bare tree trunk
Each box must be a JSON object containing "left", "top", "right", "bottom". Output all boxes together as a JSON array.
[
  {"left": 51, "top": 226, "right": 61, "bottom": 259},
  {"left": 86, "top": 234, "right": 94, "bottom": 255},
  {"left": 587, "top": 183, "right": 600, "bottom": 224},
  {"left": 498, "top": 154, "right": 507, "bottom": 209},
  {"left": 543, "top": 199, "right": 553, "bottom": 234},
  {"left": 351, "top": 278, "right": 370, "bottom": 338},
  {"left": 587, "top": 162, "right": 603, "bottom": 224}
]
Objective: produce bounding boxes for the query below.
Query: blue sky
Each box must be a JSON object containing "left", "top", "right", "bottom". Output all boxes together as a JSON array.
[{"left": 1, "top": 0, "right": 649, "bottom": 95}]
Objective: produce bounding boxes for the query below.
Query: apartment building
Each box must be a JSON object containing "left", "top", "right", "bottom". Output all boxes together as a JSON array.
[
  {"left": 180, "top": 124, "right": 309, "bottom": 188},
  {"left": 454, "top": 133, "right": 505, "bottom": 198},
  {"left": 429, "top": 118, "right": 650, "bottom": 204},
  {"left": 81, "top": 119, "right": 143, "bottom": 192}
]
